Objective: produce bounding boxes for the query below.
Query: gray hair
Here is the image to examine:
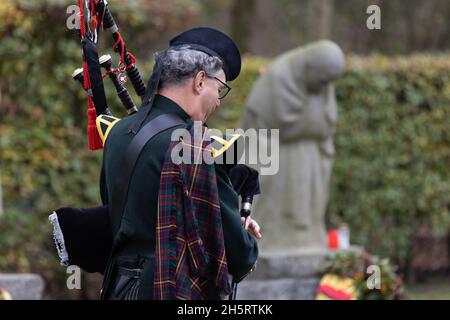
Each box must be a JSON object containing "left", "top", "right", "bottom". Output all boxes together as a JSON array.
[{"left": 156, "top": 45, "right": 223, "bottom": 89}]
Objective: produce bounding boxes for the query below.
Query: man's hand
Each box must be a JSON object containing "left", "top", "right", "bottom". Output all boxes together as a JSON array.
[{"left": 241, "top": 216, "right": 262, "bottom": 240}]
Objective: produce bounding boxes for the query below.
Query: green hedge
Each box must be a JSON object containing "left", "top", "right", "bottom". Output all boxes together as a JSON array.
[{"left": 331, "top": 55, "right": 450, "bottom": 267}]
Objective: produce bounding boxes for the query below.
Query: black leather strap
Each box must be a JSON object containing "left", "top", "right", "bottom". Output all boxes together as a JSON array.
[
  {"left": 83, "top": 38, "right": 108, "bottom": 115},
  {"left": 110, "top": 113, "right": 185, "bottom": 235}
]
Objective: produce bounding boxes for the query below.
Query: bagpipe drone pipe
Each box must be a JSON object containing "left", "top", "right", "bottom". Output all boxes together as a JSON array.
[{"left": 73, "top": 0, "right": 145, "bottom": 150}]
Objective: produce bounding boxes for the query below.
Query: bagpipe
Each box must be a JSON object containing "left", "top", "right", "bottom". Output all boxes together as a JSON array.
[
  {"left": 50, "top": 0, "right": 261, "bottom": 294},
  {"left": 49, "top": 0, "right": 146, "bottom": 273}
]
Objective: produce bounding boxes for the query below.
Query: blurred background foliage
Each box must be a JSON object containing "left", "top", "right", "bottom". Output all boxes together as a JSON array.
[{"left": 0, "top": 0, "right": 449, "bottom": 298}]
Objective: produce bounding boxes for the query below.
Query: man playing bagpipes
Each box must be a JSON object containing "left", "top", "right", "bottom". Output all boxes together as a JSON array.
[{"left": 49, "top": 0, "right": 262, "bottom": 300}]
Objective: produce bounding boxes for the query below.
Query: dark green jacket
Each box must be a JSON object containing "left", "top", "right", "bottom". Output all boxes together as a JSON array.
[{"left": 100, "top": 95, "right": 258, "bottom": 299}]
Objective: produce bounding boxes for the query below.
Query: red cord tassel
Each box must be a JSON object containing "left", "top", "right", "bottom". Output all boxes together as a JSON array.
[
  {"left": 79, "top": 1, "right": 104, "bottom": 151},
  {"left": 82, "top": 59, "right": 102, "bottom": 150},
  {"left": 87, "top": 98, "right": 103, "bottom": 150}
]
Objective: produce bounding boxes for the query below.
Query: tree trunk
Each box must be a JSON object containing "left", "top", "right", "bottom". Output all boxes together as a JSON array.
[
  {"left": 306, "top": 0, "right": 334, "bottom": 41},
  {"left": 0, "top": 168, "right": 3, "bottom": 217},
  {"left": 230, "top": 0, "right": 256, "bottom": 54}
]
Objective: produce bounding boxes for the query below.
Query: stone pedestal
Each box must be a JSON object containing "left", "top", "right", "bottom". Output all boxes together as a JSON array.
[
  {"left": 0, "top": 274, "right": 44, "bottom": 300},
  {"left": 236, "top": 248, "right": 327, "bottom": 300},
  {"left": 236, "top": 247, "right": 363, "bottom": 300}
]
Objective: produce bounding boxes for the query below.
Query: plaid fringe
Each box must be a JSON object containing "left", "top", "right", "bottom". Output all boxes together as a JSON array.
[{"left": 153, "top": 126, "right": 230, "bottom": 300}]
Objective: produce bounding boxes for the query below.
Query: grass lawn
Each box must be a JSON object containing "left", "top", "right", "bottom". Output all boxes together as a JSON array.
[{"left": 405, "top": 276, "right": 450, "bottom": 300}]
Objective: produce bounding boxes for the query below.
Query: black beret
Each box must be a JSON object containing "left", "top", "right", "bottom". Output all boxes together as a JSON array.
[{"left": 169, "top": 27, "right": 241, "bottom": 81}]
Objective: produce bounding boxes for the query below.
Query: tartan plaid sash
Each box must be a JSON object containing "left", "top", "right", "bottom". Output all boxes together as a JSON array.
[{"left": 153, "top": 126, "right": 230, "bottom": 300}]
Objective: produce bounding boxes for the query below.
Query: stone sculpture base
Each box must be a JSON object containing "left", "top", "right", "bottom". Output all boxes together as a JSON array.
[{"left": 236, "top": 247, "right": 362, "bottom": 300}]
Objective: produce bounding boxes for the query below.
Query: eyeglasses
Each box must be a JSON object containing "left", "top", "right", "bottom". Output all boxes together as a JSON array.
[{"left": 207, "top": 75, "right": 231, "bottom": 99}]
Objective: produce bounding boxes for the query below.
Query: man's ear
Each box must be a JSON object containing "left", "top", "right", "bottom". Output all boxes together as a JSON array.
[{"left": 193, "top": 70, "right": 206, "bottom": 95}]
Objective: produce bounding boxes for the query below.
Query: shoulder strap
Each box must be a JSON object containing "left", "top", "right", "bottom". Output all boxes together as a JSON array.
[{"left": 110, "top": 113, "right": 186, "bottom": 235}]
